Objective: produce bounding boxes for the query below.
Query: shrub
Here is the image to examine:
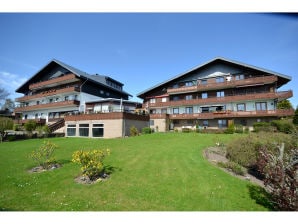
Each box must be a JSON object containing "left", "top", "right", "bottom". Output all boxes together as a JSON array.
[
  {"left": 224, "top": 123, "right": 235, "bottom": 134},
  {"left": 253, "top": 122, "right": 274, "bottom": 133},
  {"left": 0, "top": 117, "right": 14, "bottom": 142},
  {"left": 235, "top": 124, "right": 244, "bottom": 133},
  {"left": 130, "top": 125, "right": 139, "bottom": 136},
  {"left": 293, "top": 106, "right": 298, "bottom": 125},
  {"left": 142, "top": 127, "right": 152, "bottom": 134},
  {"left": 182, "top": 127, "right": 191, "bottom": 133},
  {"left": 271, "top": 119, "right": 296, "bottom": 134},
  {"left": 30, "top": 140, "right": 57, "bottom": 169},
  {"left": 72, "top": 149, "right": 110, "bottom": 180},
  {"left": 24, "top": 120, "right": 37, "bottom": 133},
  {"left": 256, "top": 144, "right": 297, "bottom": 211}
]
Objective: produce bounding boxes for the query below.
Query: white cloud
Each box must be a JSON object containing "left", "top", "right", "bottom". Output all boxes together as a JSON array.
[{"left": 0, "top": 71, "right": 27, "bottom": 100}]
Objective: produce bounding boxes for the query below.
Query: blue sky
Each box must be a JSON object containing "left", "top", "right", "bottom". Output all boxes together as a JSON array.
[{"left": 0, "top": 13, "right": 297, "bottom": 107}]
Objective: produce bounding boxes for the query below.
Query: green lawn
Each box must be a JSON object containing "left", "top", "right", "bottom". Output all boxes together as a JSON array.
[{"left": 0, "top": 133, "right": 268, "bottom": 211}]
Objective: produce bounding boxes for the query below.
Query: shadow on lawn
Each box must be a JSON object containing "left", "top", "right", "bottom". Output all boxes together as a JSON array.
[{"left": 247, "top": 184, "right": 276, "bottom": 211}]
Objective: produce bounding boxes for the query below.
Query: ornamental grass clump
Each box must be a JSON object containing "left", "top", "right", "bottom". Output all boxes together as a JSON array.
[{"left": 72, "top": 149, "right": 110, "bottom": 180}]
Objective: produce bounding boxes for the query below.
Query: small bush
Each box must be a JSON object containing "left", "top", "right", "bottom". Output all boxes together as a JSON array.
[
  {"left": 224, "top": 123, "right": 235, "bottom": 134},
  {"left": 30, "top": 140, "right": 57, "bottom": 169},
  {"left": 24, "top": 120, "right": 37, "bottom": 133},
  {"left": 235, "top": 124, "right": 244, "bottom": 133},
  {"left": 130, "top": 125, "right": 139, "bottom": 136},
  {"left": 271, "top": 119, "right": 296, "bottom": 134},
  {"left": 72, "top": 149, "right": 110, "bottom": 180},
  {"left": 182, "top": 127, "right": 191, "bottom": 133},
  {"left": 142, "top": 127, "right": 152, "bottom": 134},
  {"left": 253, "top": 122, "right": 274, "bottom": 133}
]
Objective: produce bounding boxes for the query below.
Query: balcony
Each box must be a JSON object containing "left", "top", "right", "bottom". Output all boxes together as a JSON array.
[
  {"left": 16, "top": 86, "right": 80, "bottom": 102},
  {"left": 14, "top": 100, "right": 80, "bottom": 112},
  {"left": 167, "top": 109, "right": 294, "bottom": 120},
  {"left": 167, "top": 75, "right": 278, "bottom": 94},
  {"left": 145, "top": 90, "right": 293, "bottom": 108},
  {"left": 29, "top": 73, "right": 79, "bottom": 90},
  {"left": 14, "top": 118, "right": 46, "bottom": 125}
]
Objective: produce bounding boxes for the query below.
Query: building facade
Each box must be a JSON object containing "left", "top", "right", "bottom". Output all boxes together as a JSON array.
[
  {"left": 14, "top": 59, "right": 149, "bottom": 137},
  {"left": 137, "top": 57, "right": 294, "bottom": 131}
]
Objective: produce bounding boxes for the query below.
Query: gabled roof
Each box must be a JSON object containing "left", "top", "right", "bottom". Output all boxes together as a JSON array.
[
  {"left": 137, "top": 57, "right": 292, "bottom": 99},
  {"left": 16, "top": 59, "right": 131, "bottom": 97}
]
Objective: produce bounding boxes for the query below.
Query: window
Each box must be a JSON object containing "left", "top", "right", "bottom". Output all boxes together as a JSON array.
[
  {"left": 150, "top": 120, "right": 154, "bottom": 126},
  {"left": 185, "top": 107, "right": 193, "bottom": 114},
  {"left": 172, "top": 96, "right": 180, "bottom": 101},
  {"left": 256, "top": 102, "right": 267, "bottom": 111},
  {"left": 201, "top": 107, "right": 209, "bottom": 113},
  {"left": 173, "top": 83, "right": 179, "bottom": 88},
  {"left": 162, "top": 97, "right": 167, "bottom": 102},
  {"left": 161, "top": 108, "right": 167, "bottom": 114},
  {"left": 173, "top": 108, "right": 179, "bottom": 114},
  {"left": 67, "top": 124, "right": 76, "bottom": 136},
  {"left": 92, "top": 124, "right": 104, "bottom": 137},
  {"left": 65, "top": 96, "right": 69, "bottom": 101},
  {"left": 79, "top": 124, "right": 89, "bottom": 137},
  {"left": 218, "top": 120, "right": 227, "bottom": 129},
  {"left": 237, "top": 103, "right": 246, "bottom": 111},
  {"left": 185, "top": 81, "right": 193, "bottom": 87},
  {"left": 185, "top": 95, "right": 193, "bottom": 100},
  {"left": 201, "top": 79, "right": 207, "bottom": 85},
  {"left": 235, "top": 74, "right": 245, "bottom": 80},
  {"left": 216, "top": 91, "right": 225, "bottom": 98},
  {"left": 203, "top": 120, "right": 209, "bottom": 127},
  {"left": 150, "top": 98, "right": 156, "bottom": 104},
  {"left": 216, "top": 76, "right": 225, "bottom": 83},
  {"left": 202, "top": 92, "right": 208, "bottom": 99}
]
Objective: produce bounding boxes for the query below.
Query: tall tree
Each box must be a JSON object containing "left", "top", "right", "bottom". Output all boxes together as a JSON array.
[
  {"left": 277, "top": 99, "right": 293, "bottom": 110},
  {"left": 1, "top": 98, "right": 15, "bottom": 111},
  {"left": 0, "top": 87, "right": 9, "bottom": 101},
  {"left": 293, "top": 106, "right": 298, "bottom": 125}
]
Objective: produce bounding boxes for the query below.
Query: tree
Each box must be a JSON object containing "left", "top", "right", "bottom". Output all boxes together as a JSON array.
[
  {"left": 0, "top": 87, "right": 9, "bottom": 101},
  {"left": 0, "top": 117, "right": 13, "bottom": 142},
  {"left": 24, "top": 120, "right": 37, "bottom": 134},
  {"left": 1, "top": 98, "right": 15, "bottom": 111},
  {"left": 293, "top": 106, "right": 298, "bottom": 125},
  {"left": 277, "top": 99, "right": 293, "bottom": 110}
]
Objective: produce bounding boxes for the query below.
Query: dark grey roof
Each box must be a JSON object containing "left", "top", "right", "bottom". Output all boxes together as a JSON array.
[
  {"left": 137, "top": 56, "right": 292, "bottom": 98},
  {"left": 16, "top": 59, "right": 131, "bottom": 97}
]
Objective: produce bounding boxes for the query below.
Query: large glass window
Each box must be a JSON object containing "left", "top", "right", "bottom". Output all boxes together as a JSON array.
[
  {"left": 185, "top": 107, "right": 193, "bottom": 114},
  {"left": 237, "top": 103, "right": 246, "bottom": 111},
  {"left": 149, "top": 98, "right": 156, "bottom": 104},
  {"left": 92, "top": 124, "right": 104, "bottom": 137},
  {"left": 216, "top": 91, "right": 225, "bottom": 98},
  {"left": 235, "top": 74, "right": 245, "bottom": 80},
  {"left": 172, "top": 96, "right": 180, "bottom": 101},
  {"left": 202, "top": 92, "right": 208, "bottom": 99},
  {"left": 201, "top": 79, "right": 207, "bottom": 85},
  {"left": 185, "top": 95, "right": 193, "bottom": 100},
  {"left": 216, "top": 76, "right": 225, "bottom": 83},
  {"left": 79, "top": 124, "right": 89, "bottom": 137},
  {"left": 185, "top": 81, "right": 194, "bottom": 87},
  {"left": 256, "top": 102, "right": 267, "bottom": 111},
  {"left": 173, "top": 108, "right": 179, "bottom": 114},
  {"left": 67, "top": 124, "right": 76, "bottom": 136},
  {"left": 203, "top": 120, "right": 209, "bottom": 127},
  {"left": 218, "top": 120, "right": 227, "bottom": 129}
]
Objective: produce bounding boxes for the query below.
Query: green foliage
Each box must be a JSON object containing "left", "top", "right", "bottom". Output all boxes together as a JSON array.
[
  {"left": 182, "top": 127, "right": 192, "bottom": 133},
  {"left": 234, "top": 124, "right": 244, "bottom": 133},
  {"left": 130, "top": 125, "right": 139, "bottom": 136},
  {"left": 253, "top": 122, "right": 274, "bottom": 132},
  {"left": 226, "top": 132, "right": 296, "bottom": 168},
  {"left": 224, "top": 123, "right": 235, "bottom": 134},
  {"left": 271, "top": 119, "right": 296, "bottom": 134},
  {"left": 277, "top": 99, "right": 293, "bottom": 110},
  {"left": 217, "top": 161, "right": 246, "bottom": 176},
  {"left": 142, "top": 127, "right": 152, "bottom": 134},
  {"left": 30, "top": 140, "right": 57, "bottom": 169},
  {"left": 72, "top": 149, "right": 110, "bottom": 180},
  {"left": 24, "top": 120, "right": 37, "bottom": 133},
  {"left": 0, "top": 117, "right": 13, "bottom": 133},
  {"left": 293, "top": 106, "right": 298, "bottom": 125}
]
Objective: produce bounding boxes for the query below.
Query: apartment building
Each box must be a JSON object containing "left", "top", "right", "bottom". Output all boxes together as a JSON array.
[
  {"left": 137, "top": 57, "right": 294, "bottom": 131},
  {"left": 14, "top": 59, "right": 149, "bottom": 137}
]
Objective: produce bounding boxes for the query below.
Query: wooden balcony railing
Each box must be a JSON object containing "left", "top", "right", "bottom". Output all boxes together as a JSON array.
[
  {"left": 29, "top": 73, "right": 79, "bottom": 90},
  {"left": 167, "top": 75, "right": 278, "bottom": 94},
  {"left": 167, "top": 109, "right": 294, "bottom": 120},
  {"left": 145, "top": 90, "right": 293, "bottom": 108},
  {"left": 14, "top": 118, "right": 46, "bottom": 125},
  {"left": 16, "top": 86, "right": 80, "bottom": 102},
  {"left": 14, "top": 100, "right": 80, "bottom": 112}
]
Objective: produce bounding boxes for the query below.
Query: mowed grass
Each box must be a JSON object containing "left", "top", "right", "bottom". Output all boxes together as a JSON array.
[{"left": 0, "top": 133, "right": 267, "bottom": 211}]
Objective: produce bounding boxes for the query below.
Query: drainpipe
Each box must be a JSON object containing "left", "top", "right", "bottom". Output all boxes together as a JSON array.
[{"left": 79, "top": 77, "right": 88, "bottom": 113}]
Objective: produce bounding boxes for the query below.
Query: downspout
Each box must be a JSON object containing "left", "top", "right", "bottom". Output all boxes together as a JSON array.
[{"left": 79, "top": 77, "right": 89, "bottom": 112}]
